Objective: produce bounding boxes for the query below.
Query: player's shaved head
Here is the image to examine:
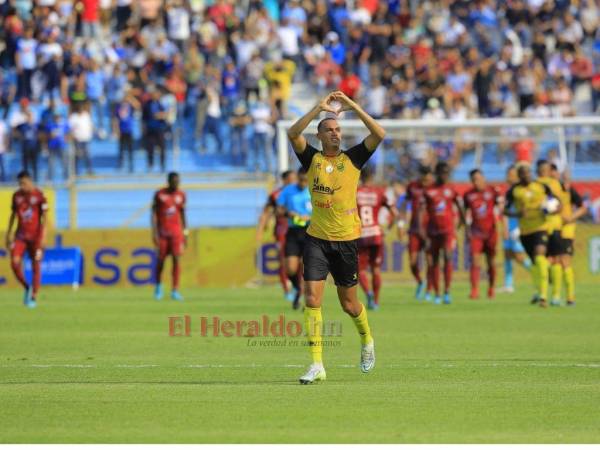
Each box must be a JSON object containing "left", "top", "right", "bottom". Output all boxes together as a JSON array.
[
  {"left": 506, "top": 165, "right": 518, "bottom": 184},
  {"left": 316, "top": 117, "right": 341, "bottom": 154},
  {"left": 435, "top": 161, "right": 451, "bottom": 184},
  {"left": 282, "top": 170, "right": 297, "bottom": 185},
  {"left": 17, "top": 170, "right": 33, "bottom": 191},
  {"left": 317, "top": 117, "right": 337, "bottom": 132},
  {"left": 536, "top": 159, "right": 550, "bottom": 176},
  {"left": 517, "top": 164, "right": 532, "bottom": 184},
  {"left": 167, "top": 172, "right": 180, "bottom": 190},
  {"left": 470, "top": 168, "right": 485, "bottom": 190},
  {"left": 297, "top": 167, "right": 308, "bottom": 188}
]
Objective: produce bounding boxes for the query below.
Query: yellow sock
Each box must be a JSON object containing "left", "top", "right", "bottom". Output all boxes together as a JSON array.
[
  {"left": 352, "top": 305, "right": 373, "bottom": 345},
  {"left": 530, "top": 261, "right": 540, "bottom": 296},
  {"left": 551, "top": 263, "right": 563, "bottom": 300},
  {"left": 564, "top": 266, "right": 575, "bottom": 301},
  {"left": 535, "top": 255, "right": 549, "bottom": 300},
  {"left": 304, "top": 307, "right": 322, "bottom": 364}
]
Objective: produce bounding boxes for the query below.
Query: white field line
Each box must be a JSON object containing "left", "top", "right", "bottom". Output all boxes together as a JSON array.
[{"left": 1, "top": 362, "right": 600, "bottom": 369}]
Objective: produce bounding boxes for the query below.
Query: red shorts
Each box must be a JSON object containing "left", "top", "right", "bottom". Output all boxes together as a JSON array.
[
  {"left": 11, "top": 238, "right": 43, "bottom": 262},
  {"left": 470, "top": 231, "right": 497, "bottom": 256},
  {"left": 428, "top": 233, "right": 456, "bottom": 254},
  {"left": 158, "top": 235, "right": 184, "bottom": 258},
  {"left": 408, "top": 233, "right": 426, "bottom": 253},
  {"left": 358, "top": 244, "right": 384, "bottom": 271}
]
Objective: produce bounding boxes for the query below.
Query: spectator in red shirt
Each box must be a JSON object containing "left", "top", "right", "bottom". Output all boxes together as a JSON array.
[{"left": 338, "top": 68, "right": 361, "bottom": 99}]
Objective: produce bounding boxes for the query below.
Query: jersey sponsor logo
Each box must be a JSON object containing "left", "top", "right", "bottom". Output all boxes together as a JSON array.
[
  {"left": 435, "top": 200, "right": 446, "bottom": 213},
  {"left": 165, "top": 205, "right": 177, "bottom": 216},
  {"left": 476, "top": 203, "right": 487, "bottom": 216},
  {"left": 315, "top": 200, "right": 332, "bottom": 209},
  {"left": 312, "top": 177, "right": 340, "bottom": 195},
  {"left": 21, "top": 207, "right": 34, "bottom": 221}
]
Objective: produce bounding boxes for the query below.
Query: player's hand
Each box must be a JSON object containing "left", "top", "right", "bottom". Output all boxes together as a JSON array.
[
  {"left": 331, "top": 91, "right": 355, "bottom": 111},
  {"left": 317, "top": 93, "right": 338, "bottom": 114},
  {"left": 562, "top": 215, "right": 574, "bottom": 224}
]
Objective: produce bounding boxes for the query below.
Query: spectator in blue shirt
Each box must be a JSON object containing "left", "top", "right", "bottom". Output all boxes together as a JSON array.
[
  {"left": 85, "top": 59, "right": 106, "bottom": 138},
  {"left": 14, "top": 100, "right": 40, "bottom": 181},
  {"left": 45, "top": 112, "right": 70, "bottom": 181},
  {"left": 142, "top": 86, "right": 168, "bottom": 172},
  {"left": 114, "top": 93, "right": 140, "bottom": 173},
  {"left": 106, "top": 65, "right": 128, "bottom": 130}
]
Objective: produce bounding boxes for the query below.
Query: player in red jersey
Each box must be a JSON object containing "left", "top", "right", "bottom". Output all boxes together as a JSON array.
[
  {"left": 463, "top": 169, "right": 501, "bottom": 300},
  {"left": 256, "top": 170, "right": 297, "bottom": 301},
  {"left": 419, "top": 161, "right": 465, "bottom": 305},
  {"left": 357, "top": 167, "right": 397, "bottom": 310},
  {"left": 397, "top": 165, "right": 435, "bottom": 300},
  {"left": 151, "top": 172, "right": 187, "bottom": 301},
  {"left": 5, "top": 171, "right": 48, "bottom": 308}
]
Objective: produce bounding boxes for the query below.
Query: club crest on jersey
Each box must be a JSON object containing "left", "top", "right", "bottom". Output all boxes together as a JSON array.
[
  {"left": 30, "top": 197, "right": 38, "bottom": 205},
  {"left": 175, "top": 195, "right": 182, "bottom": 204},
  {"left": 484, "top": 191, "right": 492, "bottom": 200},
  {"left": 444, "top": 188, "right": 452, "bottom": 197},
  {"left": 336, "top": 161, "right": 345, "bottom": 172}
]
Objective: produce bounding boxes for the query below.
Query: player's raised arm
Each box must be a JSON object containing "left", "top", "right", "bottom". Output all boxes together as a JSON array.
[
  {"left": 503, "top": 187, "right": 521, "bottom": 218},
  {"left": 287, "top": 93, "right": 337, "bottom": 154},
  {"left": 331, "top": 91, "right": 385, "bottom": 151},
  {"left": 564, "top": 187, "right": 588, "bottom": 224}
]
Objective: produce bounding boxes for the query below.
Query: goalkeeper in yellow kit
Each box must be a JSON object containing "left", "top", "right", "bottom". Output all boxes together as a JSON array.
[{"left": 286, "top": 91, "right": 385, "bottom": 384}]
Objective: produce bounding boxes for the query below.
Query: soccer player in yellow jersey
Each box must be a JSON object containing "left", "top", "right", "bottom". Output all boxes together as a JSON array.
[
  {"left": 536, "top": 160, "right": 566, "bottom": 306},
  {"left": 504, "top": 164, "right": 558, "bottom": 308},
  {"left": 286, "top": 91, "right": 385, "bottom": 384},
  {"left": 550, "top": 166, "right": 588, "bottom": 306}
]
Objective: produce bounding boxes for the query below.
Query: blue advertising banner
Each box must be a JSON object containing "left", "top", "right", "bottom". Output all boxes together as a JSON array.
[{"left": 24, "top": 248, "right": 83, "bottom": 287}]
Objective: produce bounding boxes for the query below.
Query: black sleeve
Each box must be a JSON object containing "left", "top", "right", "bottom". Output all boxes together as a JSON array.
[
  {"left": 570, "top": 187, "right": 583, "bottom": 208},
  {"left": 505, "top": 186, "right": 514, "bottom": 208},
  {"left": 345, "top": 140, "right": 373, "bottom": 170},
  {"left": 295, "top": 144, "right": 318, "bottom": 171},
  {"left": 541, "top": 183, "right": 553, "bottom": 197}
]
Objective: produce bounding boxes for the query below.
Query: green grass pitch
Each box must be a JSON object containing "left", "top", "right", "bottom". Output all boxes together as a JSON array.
[{"left": 1, "top": 282, "right": 599, "bottom": 443}]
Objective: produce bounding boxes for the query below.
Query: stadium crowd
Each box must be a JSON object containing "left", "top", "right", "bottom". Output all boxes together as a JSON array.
[{"left": 1, "top": 0, "right": 600, "bottom": 182}]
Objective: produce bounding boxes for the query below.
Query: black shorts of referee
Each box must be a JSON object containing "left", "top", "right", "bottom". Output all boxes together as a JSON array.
[
  {"left": 284, "top": 226, "right": 308, "bottom": 257},
  {"left": 303, "top": 234, "right": 359, "bottom": 287}
]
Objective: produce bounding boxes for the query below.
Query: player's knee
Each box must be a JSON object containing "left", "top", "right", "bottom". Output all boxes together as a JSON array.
[{"left": 304, "top": 291, "right": 320, "bottom": 308}]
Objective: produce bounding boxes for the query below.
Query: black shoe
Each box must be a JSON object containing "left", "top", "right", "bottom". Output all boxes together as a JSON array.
[
  {"left": 567, "top": 300, "right": 576, "bottom": 307},
  {"left": 530, "top": 295, "right": 540, "bottom": 305},
  {"left": 292, "top": 291, "right": 301, "bottom": 310}
]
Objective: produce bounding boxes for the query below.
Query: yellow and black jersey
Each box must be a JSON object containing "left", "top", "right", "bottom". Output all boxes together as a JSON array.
[
  {"left": 559, "top": 184, "right": 584, "bottom": 240},
  {"left": 505, "top": 181, "right": 553, "bottom": 236},
  {"left": 295, "top": 141, "right": 374, "bottom": 241},
  {"left": 537, "top": 176, "right": 564, "bottom": 232}
]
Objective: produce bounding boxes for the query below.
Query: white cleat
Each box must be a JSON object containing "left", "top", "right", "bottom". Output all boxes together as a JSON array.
[
  {"left": 361, "top": 341, "right": 375, "bottom": 373},
  {"left": 498, "top": 286, "right": 514, "bottom": 294},
  {"left": 299, "top": 363, "right": 326, "bottom": 384}
]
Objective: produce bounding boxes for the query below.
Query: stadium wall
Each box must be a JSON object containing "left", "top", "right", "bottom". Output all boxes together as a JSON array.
[{"left": 1, "top": 225, "right": 599, "bottom": 289}]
